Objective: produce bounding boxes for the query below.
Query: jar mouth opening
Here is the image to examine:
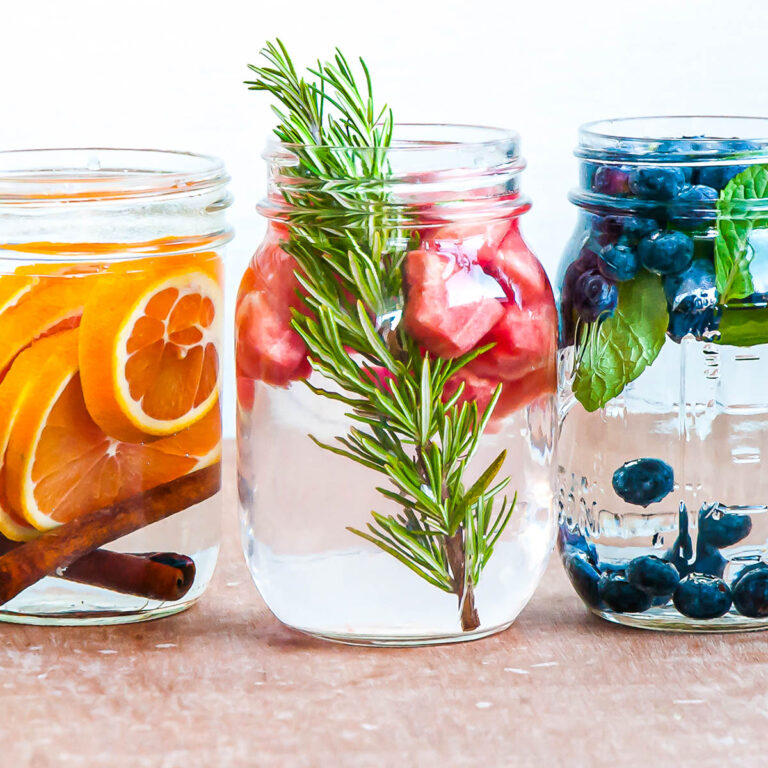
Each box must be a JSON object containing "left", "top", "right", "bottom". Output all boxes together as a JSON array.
[
  {"left": 577, "top": 116, "right": 768, "bottom": 164},
  {"left": 0, "top": 148, "right": 230, "bottom": 205},
  {"left": 265, "top": 123, "right": 520, "bottom": 155}
]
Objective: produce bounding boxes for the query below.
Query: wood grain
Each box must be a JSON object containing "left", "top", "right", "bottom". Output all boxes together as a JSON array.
[{"left": 1, "top": 443, "right": 766, "bottom": 767}]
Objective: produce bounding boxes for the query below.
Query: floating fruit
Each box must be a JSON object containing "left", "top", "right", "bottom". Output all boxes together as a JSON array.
[
  {"left": 79, "top": 262, "right": 221, "bottom": 441},
  {"left": 564, "top": 552, "right": 602, "bottom": 609},
  {"left": 731, "top": 564, "right": 768, "bottom": 618},
  {"left": 597, "top": 242, "right": 640, "bottom": 282},
  {"left": 0, "top": 276, "right": 93, "bottom": 381},
  {"left": 598, "top": 571, "right": 652, "bottom": 613},
  {"left": 236, "top": 234, "right": 311, "bottom": 387},
  {"left": 403, "top": 247, "right": 505, "bottom": 359},
  {"left": 0, "top": 332, "right": 79, "bottom": 541},
  {"left": 673, "top": 574, "right": 732, "bottom": 619},
  {"left": 629, "top": 167, "right": 687, "bottom": 200},
  {"left": 626, "top": 555, "right": 680, "bottom": 597},
  {"left": 638, "top": 231, "right": 694, "bottom": 275},
  {"left": 572, "top": 269, "right": 618, "bottom": 322},
  {"left": 5, "top": 329, "right": 220, "bottom": 531},
  {"left": 612, "top": 458, "right": 674, "bottom": 507}
]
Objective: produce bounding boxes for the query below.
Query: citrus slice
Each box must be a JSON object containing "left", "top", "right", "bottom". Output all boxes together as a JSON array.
[
  {"left": 4, "top": 330, "right": 220, "bottom": 531},
  {"left": 0, "top": 331, "right": 84, "bottom": 541},
  {"left": 0, "top": 273, "right": 38, "bottom": 313},
  {"left": 0, "top": 276, "right": 93, "bottom": 381},
  {"left": 79, "top": 265, "right": 221, "bottom": 441}
]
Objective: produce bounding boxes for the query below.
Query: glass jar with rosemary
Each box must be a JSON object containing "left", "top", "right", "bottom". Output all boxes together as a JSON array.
[{"left": 236, "top": 41, "right": 557, "bottom": 645}]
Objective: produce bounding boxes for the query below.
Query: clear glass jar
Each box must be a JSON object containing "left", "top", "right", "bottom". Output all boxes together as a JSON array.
[
  {"left": 0, "top": 149, "right": 231, "bottom": 625},
  {"left": 557, "top": 116, "right": 768, "bottom": 631},
  {"left": 237, "top": 124, "right": 557, "bottom": 646}
]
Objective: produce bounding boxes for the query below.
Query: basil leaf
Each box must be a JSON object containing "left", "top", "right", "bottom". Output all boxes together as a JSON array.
[
  {"left": 715, "top": 164, "right": 768, "bottom": 302},
  {"left": 573, "top": 270, "right": 668, "bottom": 412}
]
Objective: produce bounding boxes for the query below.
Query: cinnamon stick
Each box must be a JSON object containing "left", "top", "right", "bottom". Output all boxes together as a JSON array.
[
  {"left": 0, "top": 463, "right": 221, "bottom": 605},
  {"left": 62, "top": 550, "right": 197, "bottom": 601},
  {"left": 0, "top": 533, "right": 196, "bottom": 601}
]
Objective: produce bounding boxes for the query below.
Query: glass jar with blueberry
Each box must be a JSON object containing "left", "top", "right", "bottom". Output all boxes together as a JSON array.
[{"left": 557, "top": 116, "right": 768, "bottom": 631}]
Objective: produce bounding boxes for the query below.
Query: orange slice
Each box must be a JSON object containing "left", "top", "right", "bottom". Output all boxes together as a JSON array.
[
  {"left": 0, "top": 273, "right": 38, "bottom": 313},
  {"left": 0, "top": 331, "right": 85, "bottom": 541},
  {"left": 0, "top": 275, "right": 93, "bottom": 381},
  {"left": 4, "top": 329, "right": 220, "bottom": 531},
  {"left": 79, "top": 264, "right": 222, "bottom": 441}
]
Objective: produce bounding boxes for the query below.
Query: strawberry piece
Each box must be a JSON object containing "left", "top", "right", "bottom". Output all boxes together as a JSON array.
[{"left": 403, "top": 248, "right": 505, "bottom": 359}]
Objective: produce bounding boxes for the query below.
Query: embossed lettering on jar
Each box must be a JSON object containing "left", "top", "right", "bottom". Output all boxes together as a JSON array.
[{"left": 557, "top": 116, "right": 768, "bottom": 631}]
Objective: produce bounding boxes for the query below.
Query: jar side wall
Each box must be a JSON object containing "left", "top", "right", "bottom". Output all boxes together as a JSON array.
[
  {"left": 237, "top": 133, "right": 558, "bottom": 643},
  {"left": 0, "top": 252, "right": 225, "bottom": 624},
  {"left": 558, "top": 122, "right": 768, "bottom": 630}
]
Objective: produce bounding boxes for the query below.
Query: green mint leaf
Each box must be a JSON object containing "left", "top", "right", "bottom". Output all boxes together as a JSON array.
[
  {"left": 715, "top": 164, "right": 768, "bottom": 302},
  {"left": 573, "top": 270, "right": 668, "bottom": 412}
]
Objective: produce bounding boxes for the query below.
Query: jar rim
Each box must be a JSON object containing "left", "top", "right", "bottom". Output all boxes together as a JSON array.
[
  {"left": 264, "top": 122, "right": 520, "bottom": 155},
  {"left": 0, "top": 148, "right": 230, "bottom": 205},
  {"left": 576, "top": 115, "right": 768, "bottom": 163}
]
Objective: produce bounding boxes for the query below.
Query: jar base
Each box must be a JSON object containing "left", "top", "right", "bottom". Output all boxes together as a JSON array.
[
  {"left": 592, "top": 607, "right": 768, "bottom": 633},
  {"left": 0, "top": 598, "right": 198, "bottom": 627},
  {"left": 284, "top": 620, "right": 515, "bottom": 647}
]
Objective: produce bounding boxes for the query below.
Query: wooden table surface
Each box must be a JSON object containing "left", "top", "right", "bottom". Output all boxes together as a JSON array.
[{"left": 3, "top": 444, "right": 768, "bottom": 768}]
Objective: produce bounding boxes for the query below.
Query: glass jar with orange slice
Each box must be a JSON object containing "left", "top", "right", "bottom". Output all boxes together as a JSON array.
[{"left": 0, "top": 149, "right": 230, "bottom": 624}]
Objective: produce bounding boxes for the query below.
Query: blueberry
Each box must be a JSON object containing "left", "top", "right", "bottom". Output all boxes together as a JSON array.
[
  {"left": 593, "top": 166, "right": 631, "bottom": 196},
  {"left": 663, "top": 259, "right": 721, "bottom": 341},
  {"left": 559, "top": 247, "right": 600, "bottom": 346},
  {"left": 592, "top": 215, "right": 659, "bottom": 244},
  {"left": 573, "top": 269, "right": 618, "bottom": 322},
  {"left": 673, "top": 574, "right": 732, "bottom": 619},
  {"left": 598, "top": 571, "right": 653, "bottom": 613},
  {"left": 619, "top": 216, "right": 660, "bottom": 241},
  {"left": 598, "top": 242, "right": 640, "bottom": 282},
  {"left": 663, "top": 260, "right": 718, "bottom": 311},
  {"left": 564, "top": 553, "right": 602, "bottom": 608},
  {"left": 695, "top": 165, "right": 746, "bottom": 191},
  {"left": 731, "top": 563, "right": 768, "bottom": 618},
  {"left": 612, "top": 458, "right": 674, "bottom": 507},
  {"left": 669, "top": 185, "right": 719, "bottom": 227},
  {"left": 698, "top": 504, "right": 752, "bottom": 548},
  {"left": 638, "top": 231, "right": 694, "bottom": 275},
  {"left": 667, "top": 310, "right": 721, "bottom": 343},
  {"left": 693, "top": 541, "right": 727, "bottom": 579},
  {"left": 626, "top": 555, "right": 680, "bottom": 597},
  {"left": 629, "top": 167, "right": 688, "bottom": 200},
  {"left": 557, "top": 526, "right": 597, "bottom": 565},
  {"left": 591, "top": 215, "right": 624, "bottom": 242}
]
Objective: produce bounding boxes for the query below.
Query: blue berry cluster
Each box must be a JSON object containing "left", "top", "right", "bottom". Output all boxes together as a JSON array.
[
  {"left": 561, "top": 138, "right": 760, "bottom": 347},
  {"left": 559, "top": 495, "right": 764, "bottom": 621}
]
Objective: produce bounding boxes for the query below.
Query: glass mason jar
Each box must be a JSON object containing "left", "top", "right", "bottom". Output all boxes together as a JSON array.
[
  {"left": 557, "top": 116, "right": 768, "bottom": 631},
  {"left": 0, "top": 149, "right": 230, "bottom": 625},
  {"left": 237, "top": 124, "right": 557, "bottom": 646}
]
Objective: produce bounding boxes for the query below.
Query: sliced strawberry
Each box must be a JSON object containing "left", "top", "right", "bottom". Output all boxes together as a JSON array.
[
  {"left": 403, "top": 248, "right": 505, "bottom": 359},
  {"left": 235, "top": 229, "right": 311, "bottom": 388}
]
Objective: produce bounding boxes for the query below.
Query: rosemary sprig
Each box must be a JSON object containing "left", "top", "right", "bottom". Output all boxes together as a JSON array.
[{"left": 246, "top": 40, "right": 516, "bottom": 631}]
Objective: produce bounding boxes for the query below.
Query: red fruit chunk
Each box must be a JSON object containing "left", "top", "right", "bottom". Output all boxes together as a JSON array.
[
  {"left": 425, "top": 219, "right": 511, "bottom": 262},
  {"left": 235, "top": 230, "right": 311, "bottom": 388},
  {"left": 468, "top": 227, "right": 556, "bottom": 384},
  {"left": 476, "top": 226, "right": 550, "bottom": 304},
  {"left": 468, "top": 302, "right": 557, "bottom": 382},
  {"left": 403, "top": 248, "right": 505, "bottom": 359}
]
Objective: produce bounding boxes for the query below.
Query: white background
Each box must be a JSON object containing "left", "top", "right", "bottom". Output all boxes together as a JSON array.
[{"left": 4, "top": 0, "right": 768, "bottom": 434}]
